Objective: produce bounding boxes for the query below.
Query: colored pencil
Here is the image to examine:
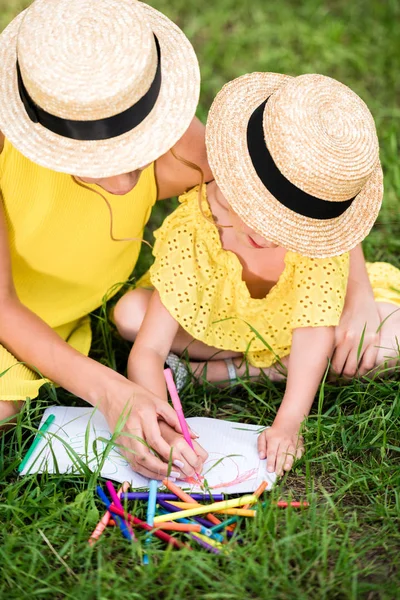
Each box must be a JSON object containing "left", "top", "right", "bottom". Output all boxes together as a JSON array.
[
  {"left": 157, "top": 501, "right": 224, "bottom": 542},
  {"left": 120, "top": 492, "right": 224, "bottom": 502},
  {"left": 190, "top": 532, "right": 223, "bottom": 550},
  {"left": 165, "top": 501, "right": 256, "bottom": 516},
  {"left": 210, "top": 516, "right": 238, "bottom": 533},
  {"left": 96, "top": 486, "right": 133, "bottom": 542},
  {"left": 164, "top": 368, "right": 194, "bottom": 450},
  {"left": 143, "top": 479, "right": 158, "bottom": 565},
  {"left": 106, "top": 480, "right": 135, "bottom": 540},
  {"left": 107, "top": 504, "right": 190, "bottom": 550},
  {"left": 18, "top": 413, "right": 55, "bottom": 473},
  {"left": 163, "top": 479, "right": 222, "bottom": 526},
  {"left": 190, "top": 534, "right": 221, "bottom": 554},
  {"left": 228, "top": 480, "right": 269, "bottom": 532},
  {"left": 153, "top": 495, "right": 257, "bottom": 523},
  {"left": 108, "top": 519, "right": 200, "bottom": 533},
  {"left": 243, "top": 481, "right": 268, "bottom": 509},
  {"left": 88, "top": 481, "right": 129, "bottom": 545}
]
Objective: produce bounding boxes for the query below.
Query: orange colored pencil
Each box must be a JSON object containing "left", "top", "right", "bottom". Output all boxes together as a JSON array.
[
  {"left": 106, "top": 519, "right": 200, "bottom": 533},
  {"left": 163, "top": 478, "right": 222, "bottom": 526},
  {"left": 228, "top": 481, "right": 268, "bottom": 531},
  {"left": 155, "top": 522, "right": 201, "bottom": 533},
  {"left": 243, "top": 481, "right": 268, "bottom": 509}
]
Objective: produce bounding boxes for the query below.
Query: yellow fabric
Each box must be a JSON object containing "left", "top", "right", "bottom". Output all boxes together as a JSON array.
[
  {"left": 0, "top": 138, "right": 157, "bottom": 400},
  {"left": 148, "top": 185, "right": 350, "bottom": 367},
  {"left": 366, "top": 262, "right": 400, "bottom": 307}
]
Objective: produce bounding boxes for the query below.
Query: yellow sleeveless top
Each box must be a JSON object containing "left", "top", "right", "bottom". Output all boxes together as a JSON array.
[{"left": 0, "top": 139, "right": 156, "bottom": 399}]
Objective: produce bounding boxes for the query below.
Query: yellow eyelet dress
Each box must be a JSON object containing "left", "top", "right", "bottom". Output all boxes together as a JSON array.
[
  {"left": 145, "top": 185, "right": 400, "bottom": 368},
  {"left": 0, "top": 139, "right": 157, "bottom": 400}
]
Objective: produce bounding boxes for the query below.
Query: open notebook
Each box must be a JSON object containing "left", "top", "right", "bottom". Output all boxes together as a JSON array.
[{"left": 19, "top": 406, "right": 276, "bottom": 494}]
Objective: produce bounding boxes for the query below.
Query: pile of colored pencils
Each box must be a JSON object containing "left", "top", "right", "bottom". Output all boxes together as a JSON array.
[{"left": 90, "top": 478, "right": 309, "bottom": 556}]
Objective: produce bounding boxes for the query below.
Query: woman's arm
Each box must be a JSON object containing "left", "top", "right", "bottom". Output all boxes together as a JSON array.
[
  {"left": 332, "top": 245, "right": 380, "bottom": 377},
  {"left": 258, "top": 326, "right": 335, "bottom": 475},
  {"left": 155, "top": 117, "right": 213, "bottom": 200},
  {"left": 0, "top": 200, "right": 184, "bottom": 480},
  {"left": 128, "top": 290, "right": 208, "bottom": 476}
]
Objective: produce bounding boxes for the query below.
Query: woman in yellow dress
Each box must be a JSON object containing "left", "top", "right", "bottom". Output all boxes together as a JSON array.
[
  {"left": 0, "top": 0, "right": 210, "bottom": 479},
  {"left": 114, "top": 73, "right": 400, "bottom": 476}
]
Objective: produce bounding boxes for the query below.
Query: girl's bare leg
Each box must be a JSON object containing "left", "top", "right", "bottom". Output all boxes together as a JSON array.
[
  {"left": 114, "top": 289, "right": 286, "bottom": 383},
  {"left": 0, "top": 400, "right": 24, "bottom": 431}
]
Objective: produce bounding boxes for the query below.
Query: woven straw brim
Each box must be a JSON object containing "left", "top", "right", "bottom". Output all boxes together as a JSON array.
[
  {"left": 0, "top": 3, "right": 200, "bottom": 178},
  {"left": 206, "top": 73, "right": 383, "bottom": 258}
]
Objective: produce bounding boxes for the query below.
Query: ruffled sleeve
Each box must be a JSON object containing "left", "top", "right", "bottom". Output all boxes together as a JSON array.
[
  {"left": 289, "top": 252, "right": 350, "bottom": 329},
  {"left": 149, "top": 186, "right": 224, "bottom": 338}
]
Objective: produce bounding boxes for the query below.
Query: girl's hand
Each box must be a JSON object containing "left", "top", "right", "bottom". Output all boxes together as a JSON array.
[
  {"left": 257, "top": 424, "right": 304, "bottom": 476},
  {"left": 103, "top": 379, "right": 197, "bottom": 480},
  {"left": 332, "top": 292, "right": 380, "bottom": 378},
  {"left": 159, "top": 420, "right": 209, "bottom": 479}
]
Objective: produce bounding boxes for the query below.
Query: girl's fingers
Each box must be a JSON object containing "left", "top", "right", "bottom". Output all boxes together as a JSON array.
[
  {"left": 359, "top": 342, "right": 379, "bottom": 376},
  {"left": 257, "top": 432, "right": 267, "bottom": 460},
  {"left": 156, "top": 401, "right": 183, "bottom": 434},
  {"left": 266, "top": 442, "right": 279, "bottom": 473},
  {"left": 173, "top": 443, "right": 206, "bottom": 477},
  {"left": 331, "top": 342, "right": 351, "bottom": 376},
  {"left": 283, "top": 446, "right": 296, "bottom": 471}
]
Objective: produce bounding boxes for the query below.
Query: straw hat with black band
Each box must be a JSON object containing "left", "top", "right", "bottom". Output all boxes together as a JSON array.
[
  {"left": 206, "top": 72, "right": 383, "bottom": 258},
  {"left": 0, "top": 0, "right": 200, "bottom": 178}
]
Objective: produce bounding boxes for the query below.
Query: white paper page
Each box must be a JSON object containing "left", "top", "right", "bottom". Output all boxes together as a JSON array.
[{"left": 20, "top": 406, "right": 276, "bottom": 493}]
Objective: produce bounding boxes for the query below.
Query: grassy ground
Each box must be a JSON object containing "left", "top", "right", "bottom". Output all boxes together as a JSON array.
[{"left": 1, "top": 0, "right": 400, "bottom": 598}]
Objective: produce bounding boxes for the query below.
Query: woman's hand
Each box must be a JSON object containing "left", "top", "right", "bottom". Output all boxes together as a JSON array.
[
  {"left": 158, "top": 420, "right": 208, "bottom": 479},
  {"left": 257, "top": 424, "right": 304, "bottom": 476},
  {"left": 102, "top": 379, "right": 196, "bottom": 480},
  {"left": 331, "top": 290, "right": 380, "bottom": 378}
]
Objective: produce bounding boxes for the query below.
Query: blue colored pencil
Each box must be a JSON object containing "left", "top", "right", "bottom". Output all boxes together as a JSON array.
[
  {"left": 143, "top": 479, "right": 158, "bottom": 565},
  {"left": 96, "top": 486, "right": 132, "bottom": 542}
]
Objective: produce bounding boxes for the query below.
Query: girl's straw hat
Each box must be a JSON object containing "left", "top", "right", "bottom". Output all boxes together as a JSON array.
[
  {"left": 0, "top": 0, "right": 200, "bottom": 177},
  {"left": 206, "top": 73, "right": 383, "bottom": 258}
]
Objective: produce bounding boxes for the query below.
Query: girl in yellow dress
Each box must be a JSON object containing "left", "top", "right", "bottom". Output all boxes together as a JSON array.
[{"left": 114, "top": 72, "right": 400, "bottom": 476}]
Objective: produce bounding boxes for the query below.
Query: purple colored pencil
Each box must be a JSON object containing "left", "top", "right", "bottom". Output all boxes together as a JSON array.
[
  {"left": 121, "top": 492, "right": 224, "bottom": 502},
  {"left": 190, "top": 534, "right": 221, "bottom": 554}
]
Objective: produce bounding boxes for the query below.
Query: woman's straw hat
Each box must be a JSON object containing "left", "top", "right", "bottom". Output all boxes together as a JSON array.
[
  {"left": 0, "top": 0, "right": 200, "bottom": 177},
  {"left": 206, "top": 73, "right": 383, "bottom": 258}
]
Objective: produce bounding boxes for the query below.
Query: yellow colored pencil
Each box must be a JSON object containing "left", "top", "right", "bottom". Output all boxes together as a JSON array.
[
  {"left": 165, "top": 501, "right": 256, "bottom": 517},
  {"left": 191, "top": 532, "right": 223, "bottom": 549},
  {"left": 153, "top": 495, "right": 257, "bottom": 523},
  {"left": 215, "top": 508, "right": 256, "bottom": 517}
]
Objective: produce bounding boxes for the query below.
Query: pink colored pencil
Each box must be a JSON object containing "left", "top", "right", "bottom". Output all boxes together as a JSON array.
[
  {"left": 106, "top": 480, "right": 136, "bottom": 540},
  {"left": 88, "top": 481, "right": 130, "bottom": 545},
  {"left": 164, "top": 368, "right": 194, "bottom": 450}
]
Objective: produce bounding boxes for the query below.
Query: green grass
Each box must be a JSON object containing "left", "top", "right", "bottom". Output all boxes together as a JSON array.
[{"left": 1, "top": 0, "right": 400, "bottom": 598}]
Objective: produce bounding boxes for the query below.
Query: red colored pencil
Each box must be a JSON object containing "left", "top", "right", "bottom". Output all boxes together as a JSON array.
[
  {"left": 276, "top": 501, "right": 309, "bottom": 508},
  {"left": 108, "top": 504, "right": 191, "bottom": 550}
]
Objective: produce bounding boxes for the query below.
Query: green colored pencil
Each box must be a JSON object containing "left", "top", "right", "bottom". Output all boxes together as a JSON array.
[{"left": 18, "top": 413, "right": 55, "bottom": 473}]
